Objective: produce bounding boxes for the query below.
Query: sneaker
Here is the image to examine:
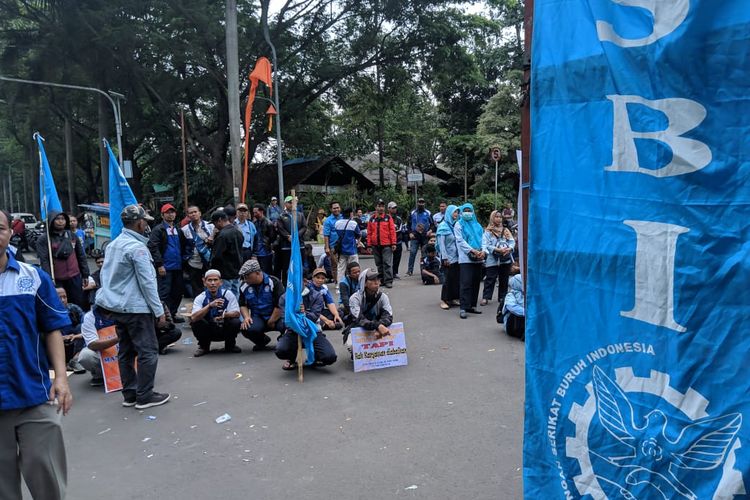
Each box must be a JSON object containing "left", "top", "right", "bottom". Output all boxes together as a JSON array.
[
  {"left": 122, "top": 395, "right": 137, "bottom": 407},
  {"left": 224, "top": 345, "right": 242, "bottom": 354},
  {"left": 440, "top": 301, "right": 450, "bottom": 310},
  {"left": 90, "top": 377, "right": 104, "bottom": 387},
  {"left": 135, "top": 392, "right": 171, "bottom": 410},
  {"left": 460, "top": 310, "right": 467, "bottom": 319},
  {"left": 394, "top": 275, "right": 401, "bottom": 280},
  {"left": 467, "top": 308, "right": 483, "bottom": 314},
  {"left": 252, "top": 336, "right": 272, "bottom": 351},
  {"left": 173, "top": 316, "right": 186, "bottom": 323},
  {"left": 194, "top": 347, "right": 209, "bottom": 357},
  {"left": 406, "top": 271, "right": 413, "bottom": 276},
  {"left": 67, "top": 360, "right": 86, "bottom": 374}
]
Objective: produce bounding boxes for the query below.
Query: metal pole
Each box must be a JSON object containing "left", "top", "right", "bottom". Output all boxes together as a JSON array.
[
  {"left": 261, "top": 0, "right": 285, "bottom": 202},
  {"left": 521, "top": 0, "right": 534, "bottom": 287},
  {"left": 494, "top": 159, "right": 498, "bottom": 211},
  {"left": 181, "top": 110, "right": 189, "bottom": 210},
  {"left": 225, "top": 0, "right": 242, "bottom": 205}
]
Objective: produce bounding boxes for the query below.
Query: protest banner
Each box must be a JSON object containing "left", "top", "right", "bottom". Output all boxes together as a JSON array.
[
  {"left": 97, "top": 324, "right": 122, "bottom": 393},
  {"left": 352, "top": 322, "right": 407, "bottom": 372}
]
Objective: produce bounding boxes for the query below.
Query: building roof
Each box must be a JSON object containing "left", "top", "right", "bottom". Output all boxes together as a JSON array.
[{"left": 248, "top": 156, "right": 375, "bottom": 196}]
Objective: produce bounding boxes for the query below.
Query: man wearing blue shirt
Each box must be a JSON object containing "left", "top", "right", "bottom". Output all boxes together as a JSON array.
[
  {"left": 407, "top": 197, "right": 432, "bottom": 275},
  {"left": 333, "top": 208, "right": 361, "bottom": 282},
  {"left": 267, "top": 196, "right": 282, "bottom": 222},
  {"left": 234, "top": 203, "right": 257, "bottom": 261},
  {"left": 147, "top": 203, "right": 190, "bottom": 321},
  {"left": 0, "top": 208, "right": 73, "bottom": 499},
  {"left": 322, "top": 201, "right": 342, "bottom": 284}
]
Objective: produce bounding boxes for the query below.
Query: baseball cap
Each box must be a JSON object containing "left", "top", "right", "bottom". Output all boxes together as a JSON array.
[
  {"left": 204, "top": 269, "right": 221, "bottom": 279},
  {"left": 237, "top": 203, "right": 249, "bottom": 211},
  {"left": 376, "top": 199, "right": 385, "bottom": 206},
  {"left": 271, "top": 196, "right": 278, "bottom": 201},
  {"left": 417, "top": 197, "right": 425, "bottom": 203},
  {"left": 387, "top": 201, "right": 397, "bottom": 209},
  {"left": 239, "top": 259, "right": 261, "bottom": 277},
  {"left": 312, "top": 267, "right": 327, "bottom": 278},
  {"left": 284, "top": 195, "right": 294, "bottom": 203},
  {"left": 160, "top": 203, "right": 176, "bottom": 213},
  {"left": 121, "top": 205, "right": 154, "bottom": 222},
  {"left": 210, "top": 210, "right": 227, "bottom": 222},
  {"left": 364, "top": 268, "right": 379, "bottom": 281}
]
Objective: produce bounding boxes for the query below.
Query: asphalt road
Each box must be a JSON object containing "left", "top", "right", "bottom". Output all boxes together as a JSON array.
[{"left": 33, "top": 256, "right": 525, "bottom": 500}]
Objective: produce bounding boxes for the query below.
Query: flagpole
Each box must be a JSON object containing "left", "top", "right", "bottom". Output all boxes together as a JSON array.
[
  {"left": 291, "top": 189, "right": 305, "bottom": 383},
  {"left": 181, "top": 110, "right": 189, "bottom": 210},
  {"left": 35, "top": 133, "right": 56, "bottom": 284}
]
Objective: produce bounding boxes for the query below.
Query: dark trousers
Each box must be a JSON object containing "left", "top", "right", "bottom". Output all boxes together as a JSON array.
[
  {"left": 275, "top": 330, "right": 337, "bottom": 366},
  {"left": 372, "top": 246, "right": 393, "bottom": 285},
  {"left": 441, "top": 263, "right": 460, "bottom": 302},
  {"left": 191, "top": 317, "right": 240, "bottom": 350},
  {"left": 275, "top": 249, "right": 291, "bottom": 283},
  {"left": 187, "top": 265, "right": 206, "bottom": 299},
  {"left": 256, "top": 254, "right": 274, "bottom": 276},
  {"left": 505, "top": 313, "right": 525, "bottom": 340},
  {"left": 59, "top": 274, "right": 85, "bottom": 309},
  {"left": 240, "top": 313, "right": 282, "bottom": 346},
  {"left": 483, "top": 263, "right": 512, "bottom": 304},
  {"left": 459, "top": 263, "right": 483, "bottom": 311},
  {"left": 157, "top": 324, "right": 182, "bottom": 352},
  {"left": 110, "top": 312, "right": 159, "bottom": 404},
  {"left": 392, "top": 242, "right": 403, "bottom": 275},
  {"left": 158, "top": 269, "right": 184, "bottom": 316}
]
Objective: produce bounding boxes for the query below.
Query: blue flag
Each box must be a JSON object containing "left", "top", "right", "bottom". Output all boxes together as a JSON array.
[
  {"left": 525, "top": 1, "right": 749, "bottom": 498},
  {"left": 283, "top": 208, "right": 317, "bottom": 365},
  {"left": 105, "top": 140, "right": 137, "bottom": 239},
  {"left": 35, "top": 133, "right": 63, "bottom": 221}
]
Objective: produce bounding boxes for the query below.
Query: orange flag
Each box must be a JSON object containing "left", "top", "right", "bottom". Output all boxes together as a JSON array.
[{"left": 242, "top": 57, "right": 273, "bottom": 203}]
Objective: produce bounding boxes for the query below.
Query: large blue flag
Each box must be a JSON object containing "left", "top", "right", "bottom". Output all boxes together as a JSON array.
[
  {"left": 284, "top": 207, "right": 317, "bottom": 365},
  {"left": 35, "top": 133, "right": 63, "bottom": 221},
  {"left": 525, "top": 1, "right": 749, "bottom": 498},
  {"left": 105, "top": 139, "right": 137, "bottom": 239}
]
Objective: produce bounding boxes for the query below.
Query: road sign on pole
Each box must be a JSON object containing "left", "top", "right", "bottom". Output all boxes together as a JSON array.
[{"left": 490, "top": 147, "right": 502, "bottom": 162}]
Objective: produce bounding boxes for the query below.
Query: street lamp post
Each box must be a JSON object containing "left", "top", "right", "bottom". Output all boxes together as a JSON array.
[{"left": 0, "top": 75, "right": 125, "bottom": 171}]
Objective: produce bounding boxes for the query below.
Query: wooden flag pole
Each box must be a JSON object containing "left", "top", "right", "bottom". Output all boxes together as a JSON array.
[{"left": 291, "top": 189, "right": 306, "bottom": 382}]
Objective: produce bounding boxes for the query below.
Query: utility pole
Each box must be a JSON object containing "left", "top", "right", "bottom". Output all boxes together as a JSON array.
[
  {"left": 226, "top": 0, "right": 242, "bottom": 205},
  {"left": 64, "top": 116, "right": 75, "bottom": 211}
]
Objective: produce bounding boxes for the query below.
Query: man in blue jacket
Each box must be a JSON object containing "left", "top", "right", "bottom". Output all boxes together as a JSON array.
[
  {"left": 322, "top": 201, "right": 342, "bottom": 283},
  {"left": 148, "top": 203, "right": 190, "bottom": 321},
  {"left": 97, "top": 205, "right": 170, "bottom": 410},
  {"left": 407, "top": 198, "right": 432, "bottom": 275},
  {"left": 0, "top": 208, "right": 73, "bottom": 500}
]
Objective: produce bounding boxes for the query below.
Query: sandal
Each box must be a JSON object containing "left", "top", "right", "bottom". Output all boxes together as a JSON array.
[
  {"left": 440, "top": 301, "right": 450, "bottom": 310},
  {"left": 282, "top": 361, "right": 298, "bottom": 371}
]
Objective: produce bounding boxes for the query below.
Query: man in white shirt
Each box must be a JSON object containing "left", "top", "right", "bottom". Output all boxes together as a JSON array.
[
  {"left": 189, "top": 269, "right": 242, "bottom": 357},
  {"left": 78, "top": 307, "right": 119, "bottom": 387}
]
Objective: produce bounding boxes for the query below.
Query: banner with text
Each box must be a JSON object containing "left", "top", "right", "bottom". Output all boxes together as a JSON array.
[
  {"left": 97, "top": 325, "right": 122, "bottom": 393},
  {"left": 525, "top": 1, "right": 750, "bottom": 498},
  {"left": 352, "top": 322, "right": 407, "bottom": 372}
]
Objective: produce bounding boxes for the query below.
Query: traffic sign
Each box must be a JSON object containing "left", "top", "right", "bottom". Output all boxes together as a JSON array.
[
  {"left": 490, "top": 147, "right": 502, "bottom": 161},
  {"left": 407, "top": 173, "right": 423, "bottom": 183}
]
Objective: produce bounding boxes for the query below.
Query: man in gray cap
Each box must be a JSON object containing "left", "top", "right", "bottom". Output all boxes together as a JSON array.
[
  {"left": 96, "top": 205, "right": 170, "bottom": 410},
  {"left": 238, "top": 259, "right": 285, "bottom": 350}
]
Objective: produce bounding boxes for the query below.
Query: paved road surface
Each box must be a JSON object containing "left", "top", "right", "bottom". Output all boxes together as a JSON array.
[{"left": 33, "top": 257, "right": 525, "bottom": 499}]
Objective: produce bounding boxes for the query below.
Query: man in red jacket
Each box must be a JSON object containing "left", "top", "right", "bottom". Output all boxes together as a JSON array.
[{"left": 366, "top": 199, "right": 397, "bottom": 288}]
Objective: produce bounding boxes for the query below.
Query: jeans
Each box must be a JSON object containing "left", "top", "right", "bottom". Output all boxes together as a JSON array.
[
  {"left": 240, "top": 313, "right": 283, "bottom": 346},
  {"left": 109, "top": 312, "right": 159, "bottom": 404},
  {"left": 407, "top": 238, "right": 424, "bottom": 274},
  {"left": 223, "top": 279, "right": 240, "bottom": 299},
  {"left": 275, "top": 330, "right": 337, "bottom": 365},
  {"left": 459, "top": 263, "right": 483, "bottom": 311},
  {"left": 371, "top": 246, "right": 393, "bottom": 285},
  {"left": 158, "top": 269, "right": 184, "bottom": 316},
  {"left": 191, "top": 317, "right": 240, "bottom": 350}
]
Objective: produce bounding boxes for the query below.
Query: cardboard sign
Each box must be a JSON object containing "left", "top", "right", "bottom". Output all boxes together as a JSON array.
[
  {"left": 352, "top": 322, "right": 407, "bottom": 372},
  {"left": 97, "top": 324, "right": 122, "bottom": 393}
]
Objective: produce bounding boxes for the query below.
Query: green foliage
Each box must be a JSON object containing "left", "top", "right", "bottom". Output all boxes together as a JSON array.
[{"left": 471, "top": 192, "right": 513, "bottom": 225}]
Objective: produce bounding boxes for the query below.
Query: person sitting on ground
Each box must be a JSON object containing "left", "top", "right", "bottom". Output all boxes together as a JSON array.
[
  {"left": 501, "top": 274, "right": 525, "bottom": 341},
  {"left": 308, "top": 267, "right": 343, "bottom": 330},
  {"left": 57, "top": 287, "right": 86, "bottom": 373},
  {"left": 338, "top": 261, "right": 361, "bottom": 317},
  {"left": 238, "top": 259, "right": 285, "bottom": 350},
  {"left": 190, "top": 269, "right": 242, "bottom": 357},
  {"left": 343, "top": 269, "right": 394, "bottom": 355},
  {"left": 78, "top": 305, "right": 119, "bottom": 386},
  {"left": 275, "top": 280, "right": 338, "bottom": 371},
  {"left": 420, "top": 244, "right": 442, "bottom": 285},
  {"left": 156, "top": 300, "right": 182, "bottom": 354}
]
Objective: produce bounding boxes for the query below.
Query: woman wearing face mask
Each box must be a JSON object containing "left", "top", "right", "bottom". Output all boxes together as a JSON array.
[
  {"left": 436, "top": 205, "right": 460, "bottom": 310},
  {"left": 453, "top": 203, "right": 486, "bottom": 319},
  {"left": 480, "top": 210, "right": 515, "bottom": 307}
]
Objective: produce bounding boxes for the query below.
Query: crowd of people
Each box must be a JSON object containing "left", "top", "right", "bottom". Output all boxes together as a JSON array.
[{"left": 0, "top": 194, "right": 525, "bottom": 499}]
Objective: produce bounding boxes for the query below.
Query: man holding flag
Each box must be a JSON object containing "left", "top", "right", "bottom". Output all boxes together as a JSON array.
[{"left": 275, "top": 195, "right": 337, "bottom": 373}]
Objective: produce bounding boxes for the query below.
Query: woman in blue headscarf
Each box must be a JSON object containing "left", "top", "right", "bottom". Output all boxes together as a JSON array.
[
  {"left": 436, "top": 204, "right": 460, "bottom": 309},
  {"left": 453, "top": 203, "right": 486, "bottom": 318}
]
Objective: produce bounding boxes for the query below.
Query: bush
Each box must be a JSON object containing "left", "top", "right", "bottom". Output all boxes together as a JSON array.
[{"left": 471, "top": 192, "right": 513, "bottom": 225}]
